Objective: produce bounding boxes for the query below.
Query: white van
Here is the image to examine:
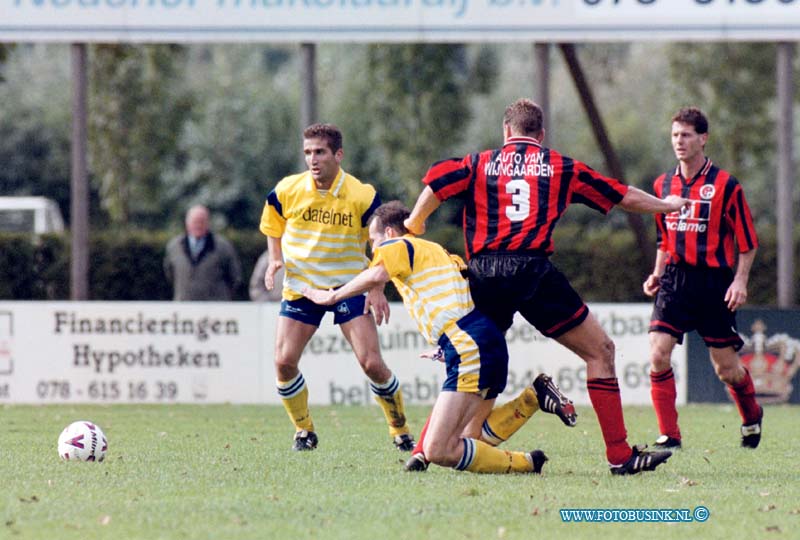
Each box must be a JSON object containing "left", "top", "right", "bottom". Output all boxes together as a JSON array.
[{"left": 0, "top": 197, "right": 65, "bottom": 234}]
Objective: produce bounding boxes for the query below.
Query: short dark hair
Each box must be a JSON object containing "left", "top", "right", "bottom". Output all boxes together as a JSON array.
[
  {"left": 503, "top": 98, "right": 544, "bottom": 137},
  {"left": 370, "top": 201, "right": 410, "bottom": 234},
  {"left": 302, "top": 123, "right": 343, "bottom": 152},
  {"left": 672, "top": 107, "right": 708, "bottom": 135}
]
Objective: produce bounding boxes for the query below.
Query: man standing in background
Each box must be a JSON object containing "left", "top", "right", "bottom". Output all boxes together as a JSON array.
[{"left": 164, "top": 205, "right": 242, "bottom": 301}]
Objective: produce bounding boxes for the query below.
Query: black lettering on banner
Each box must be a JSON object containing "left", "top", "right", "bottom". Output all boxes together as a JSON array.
[
  {"left": 306, "top": 334, "right": 350, "bottom": 356},
  {"left": 156, "top": 381, "right": 178, "bottom": 400},
  {"left": 500, "top": 361, "right": 675, "bottom": 397},
  {"left": 72, "top": 343, "right": 221, "bottom": 374},
  {"left": 53, "top": 311, "right": 239, "bottom": 342},
  {"left": 36, "top": 380, "right": 71, "bottom": 399},
  {"left": 88, "top": 381, "right": 120, "bottom": 400},
  {"left": 307, "top": 336, "right": 323, "bottom": 355},
  {"left": 597, "top": 312, "right": 648, "bottom": 337},
  {"left": 329, "top": 335, "right": 346, "bottom": 354},
  {"left": 33, "top": 379, "right": 181, "bottom": 401},
  {"left": 129, "top": 381, "right": 148, "bottom": 400},
  {"left": 556, "top": 366, "right": 586, "bottom": 394},
  {"left": 329, "top": 376, "right": 440, "bottom": 405},
  {"left": 505, "top": 324, "right": 548, "bottom": 345},
  {"left": 307, "top": 327, "right": 428, "bottom": 357}
]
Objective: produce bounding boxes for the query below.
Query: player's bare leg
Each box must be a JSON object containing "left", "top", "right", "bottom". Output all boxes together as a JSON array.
[
  {"left": 341, "top": 314, "right": 414, "bottom": 448},
  {"left": 407, "top": 372, "right": 576, "bottom": 471},
  {"left": 424, "top": 391, "right": 546, "bottom": 474},
  {"left": 556, "top": 313, "right": 615, "bottom": 378},
  {"left": 557, "top": 314, "right": 670, "bottom": 474},
  {"left": 461, "top": 398, "right": 495, "bottom": 440},
  {"left": 710, "top": 346, "right": 762, "bottom": 448},
  {"left": 275, "top": 316, "right": 319, "bottom": 450}
]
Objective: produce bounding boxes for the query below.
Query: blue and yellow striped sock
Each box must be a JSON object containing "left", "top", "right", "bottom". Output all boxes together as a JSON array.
[
  {"left": 481, "top": 386, "right": 539, "bottom": 446},
  {"left": 277, "top": 373, "right": 314, "bottom": 433},
  {"left": 454, "top": 438, "right": 534, "bottom": 474},
  {"left": 369, "top": 373, "right": 410, "bottom": 438}
]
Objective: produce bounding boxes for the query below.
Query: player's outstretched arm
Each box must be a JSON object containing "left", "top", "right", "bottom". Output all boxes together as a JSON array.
[
  {"left": 302, "top": 265, "right": 391, "bottom": 306},
  {"left": 618, "top": 187, "right": 688, "bottom": 214},
  {"left": 404, "top": 186, "right": 441, "bottom": 235}
]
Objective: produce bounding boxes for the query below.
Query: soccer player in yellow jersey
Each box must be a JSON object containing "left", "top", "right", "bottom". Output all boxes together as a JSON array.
[
  {"left": 304, "top": 201, "right": 575, "bottom": 474},
  {"left": 259, "top": 124, "right": 413, "bottom": 452}
]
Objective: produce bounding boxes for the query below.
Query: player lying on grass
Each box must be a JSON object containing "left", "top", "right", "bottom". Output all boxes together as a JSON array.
[
  {"left": 304, "top": 201, "right": 574, "bottom": 474},
  {"left": 403, "top": 361, "right": 576, "bottom": 472}
]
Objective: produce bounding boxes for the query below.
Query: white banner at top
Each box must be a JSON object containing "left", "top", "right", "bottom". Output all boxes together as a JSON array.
[{"left": 1, "top": 0, "right": 800, "bottom": 43}]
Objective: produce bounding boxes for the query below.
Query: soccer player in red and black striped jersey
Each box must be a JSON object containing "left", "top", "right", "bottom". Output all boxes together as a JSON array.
[
  {"left": 643, "top": 107, "right": 762, "bottom": 450},
  {"left": 405, "top": 98, "right": 688, "bottom": 475}
]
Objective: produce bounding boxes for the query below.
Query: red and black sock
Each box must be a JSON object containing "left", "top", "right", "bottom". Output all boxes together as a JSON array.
[
  {"left": 650, "top": 368, "right": 681, "bottom": 440},
  {"left": 587, "top": 377, "right": 632, "bottom": 465},
  {"left": 727, "top": 368, "right": 761, "bottom": 424}
]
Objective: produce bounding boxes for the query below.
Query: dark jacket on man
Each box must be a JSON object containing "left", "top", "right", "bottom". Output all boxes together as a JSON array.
[{"left": 163, "top": 232, "right": 242, "bottom": 301}]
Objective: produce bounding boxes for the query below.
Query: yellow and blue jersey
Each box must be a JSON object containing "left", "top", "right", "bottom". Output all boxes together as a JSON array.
[
  {"left": 371, "top": 235, "right": 473, "bottom": 345},
  {"left": 260, "top": 169, "right": 380, "bottom": 300}
]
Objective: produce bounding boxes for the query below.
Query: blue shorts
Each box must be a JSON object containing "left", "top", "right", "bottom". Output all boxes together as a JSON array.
[
  {"left": 438, "top": 310, "right": 509, "bottom": 400},
  {"left": 280, "top": 295, "right": 367, "bottom": 327}
]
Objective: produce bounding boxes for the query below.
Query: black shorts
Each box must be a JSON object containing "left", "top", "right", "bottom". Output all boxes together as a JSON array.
[
  {"left": 467, "top": 252, "right": 588, "bottom": 338},
  {"left": 649, "top": 263, "right": 744, "bottom": 350}
]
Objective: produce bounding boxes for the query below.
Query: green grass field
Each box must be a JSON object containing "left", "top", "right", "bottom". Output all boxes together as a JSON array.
[{"left": 2, "top": 403, "right": 798, "bottom": 540}]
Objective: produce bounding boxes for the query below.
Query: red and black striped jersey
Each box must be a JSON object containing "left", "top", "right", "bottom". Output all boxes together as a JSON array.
[
  {"left": 653, "top": 159, "right": 758, "bottom": 268},
  {"left": 422, "top": 136, "right": 629, "bottom": 259}
]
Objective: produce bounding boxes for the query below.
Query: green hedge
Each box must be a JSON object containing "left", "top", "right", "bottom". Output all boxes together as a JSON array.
[
  {"left": 0, "top": 230, "right": 267, "bottom": 301},
  {"left": 0, "top": 225, "right": 796, "bottom": 305}
]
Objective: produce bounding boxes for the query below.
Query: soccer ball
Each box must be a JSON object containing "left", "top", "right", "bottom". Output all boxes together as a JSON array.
[{"left": 57, "top": 421, "right": 108, "bottom": 462}]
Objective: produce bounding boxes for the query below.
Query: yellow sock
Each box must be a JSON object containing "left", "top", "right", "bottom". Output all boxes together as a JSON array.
[
  {"left": 277, "top": 373, "right": 314, "bottom": 432},
  {"left": 480, "top": 386, "right": 539, "bottom": 446},
  {"left": 370, "top": 374, "right": 410, "bottom": 438},
  {"left": 456, "top": 438, "right": 533, "bottom": 474}
]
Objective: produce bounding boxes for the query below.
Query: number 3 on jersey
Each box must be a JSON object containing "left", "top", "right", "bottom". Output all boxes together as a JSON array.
[{"left": 505, "top": 179, "right": 530, "bottom": 221}]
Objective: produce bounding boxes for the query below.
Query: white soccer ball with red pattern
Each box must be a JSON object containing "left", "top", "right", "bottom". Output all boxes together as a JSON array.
[{"left": 57, "top": 421, "right": 108, "bottom": 462}]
